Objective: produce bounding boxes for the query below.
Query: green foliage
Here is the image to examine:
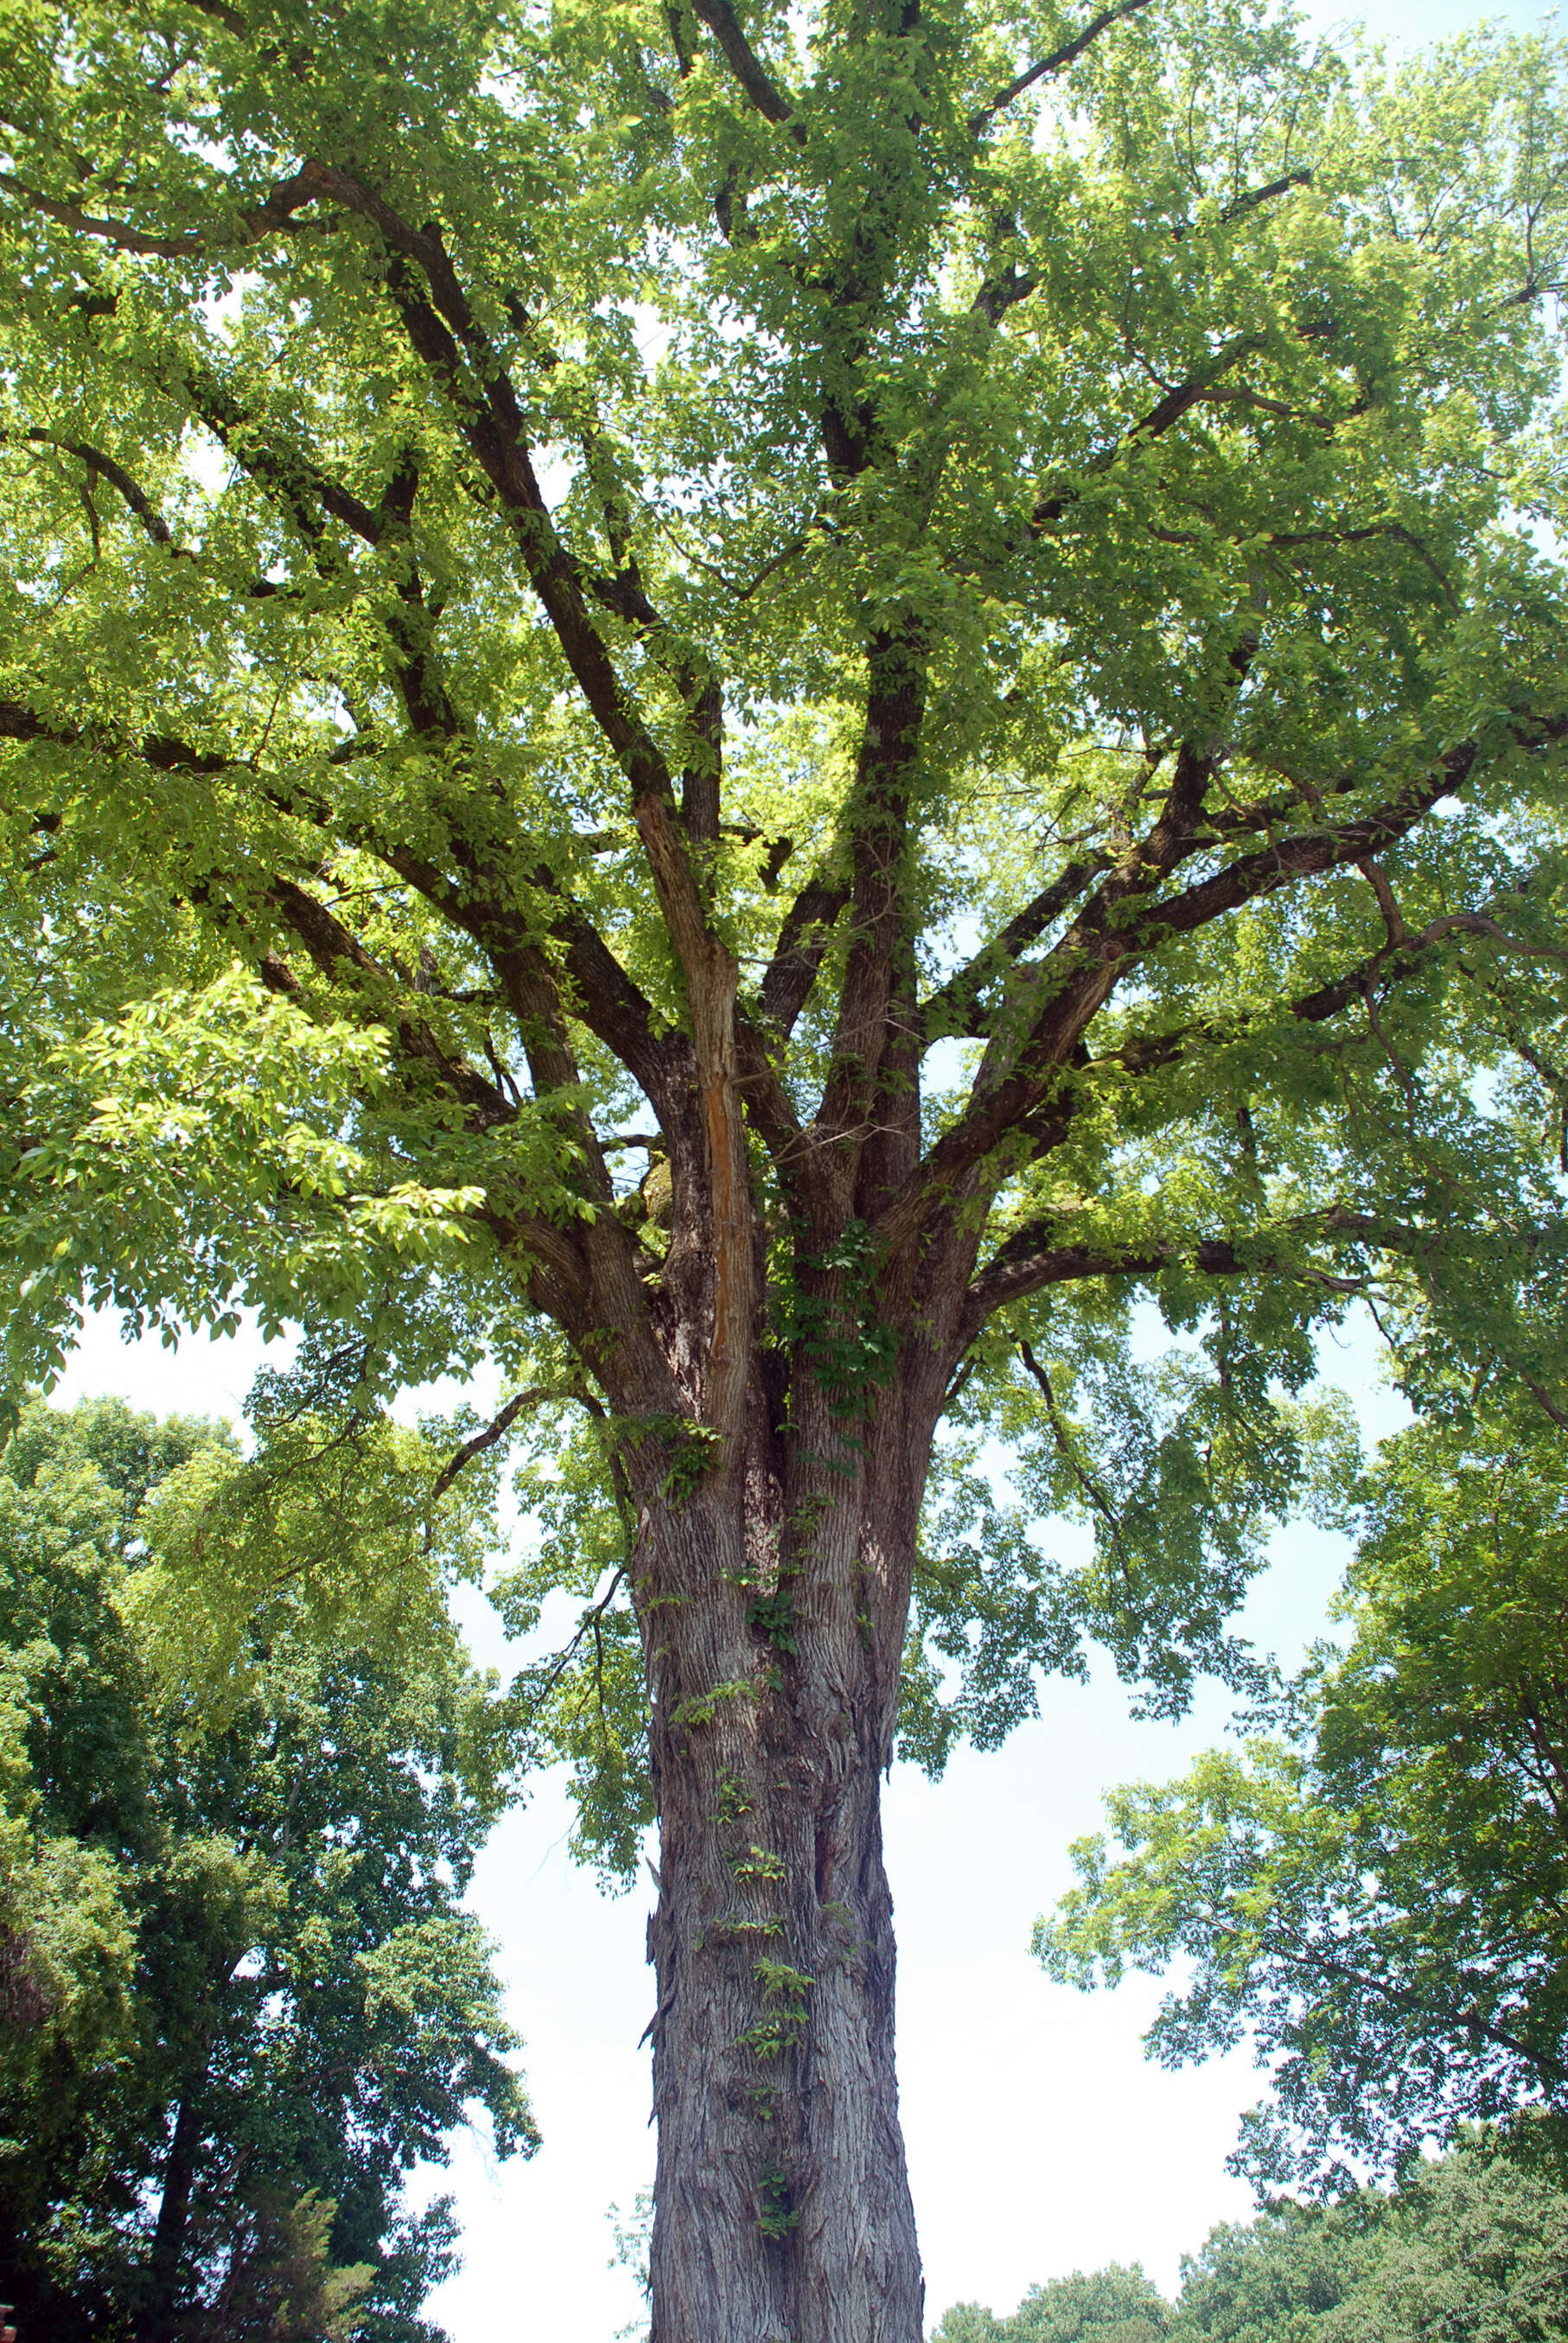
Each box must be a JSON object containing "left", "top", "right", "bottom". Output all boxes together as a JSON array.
[
  {"left": 135, "top": 1395, "right": 495, "bottom": 1703},
  {"left": 1011, "top": 2268, "right": 1174, "bottom": 2343},
  {"left": 934, "top": 2263, "right": 1172, "bottom": 2343},
  {"left": 746, "top": 1584, "right": 800, "bottom": 1653},
  {"left": 934, "top": 2139, "right": 1568, "bottom": 2343},
  {"left": 1, "top": 0, "right": 1567, "bottom": 1999},
  {"left": 609, "top": 2185, "right": 653, "bottom": 2339},
  {"left": 758, "top": 2162, "right": 800, "bottom": 2241},
  {"left": 1177, "top": 2144, "right": 1568, "bottom": 2343},
  {"left": 902, "top": 1346, "right": 1359, "bottom": 1772},
  {"left": 735, "top": 1954, "right": 813, "bottom": 2063},
  {"left": 194, "top": 2188, "right": 375, "bottom": 2343},
  {"left": 1173, "top": 2197, "right": 1382, "bottom": 2343},
  {"left": 778, "top": 1222, "right": 900, "bottom": 1423},
  {"left": 0, "top": 1395, "right": 534, "bottom": 2343},
  {"left": 490, "top": 1393, "right": 655, "bottom": 1885},
  {"left": 646, "top": 1418, "right": 725, "bottom": 1508},
  {"left": 934, "top": 2263, "right": 1174, "bottom": 2343},
  {"left": 1037, "top": 1389, "right": 1568, "bottom": 2192}
]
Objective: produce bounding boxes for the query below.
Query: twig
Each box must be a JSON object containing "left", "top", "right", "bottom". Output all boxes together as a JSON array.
[{"left": 1016, "top": 1336, "right": 1131, "bottom": 1584}]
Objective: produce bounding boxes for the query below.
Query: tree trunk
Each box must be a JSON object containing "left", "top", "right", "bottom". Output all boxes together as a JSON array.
[
  {"left": 147, "top": 2091, "right": 202, "bottom": 2342},
  {"left": 647, "top": 1704, "right": 921, "bottom": 2343},
  {"left": 637, "top": 1365, "right": 935, "bottom": 2343}
]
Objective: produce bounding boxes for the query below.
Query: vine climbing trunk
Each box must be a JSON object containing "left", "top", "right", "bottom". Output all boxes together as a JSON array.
[
  {"left": 633, "top": 1363, "right": 940, "bottom": 2343},
  {"left": 647, "top": 1724, "right": 920, "bottom": 2343}
]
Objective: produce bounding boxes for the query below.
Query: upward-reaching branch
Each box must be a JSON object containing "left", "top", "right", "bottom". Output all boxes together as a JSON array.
[
  {"left": 813, "top": 629, "right": 927, "bottom": 1203},
  {"left": 969, "top": 0, "right": 1159, "bottom": 135},
  {"left": 760, "top": 876, "right": 850, "bottom": 1036},
  {"left": 921, "top": 853, "right": 1112, "bottom": 1040},
  {"left": 877, "top": 725, "right": 1552, "bottom": 1264},
  {"left": 688, "top": 0, "right": 797, "bottom": 123}
]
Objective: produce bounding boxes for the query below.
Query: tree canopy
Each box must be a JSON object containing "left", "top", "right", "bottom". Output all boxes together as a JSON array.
[
  {"left": 935, "top": 2263, "right": 1173, "bottom": 2343},
  {"left": 1, "top": 0, "right": 1565, "bottom": 1820},
  {"left": 0, "top": 1395, "right": 532, "bottom": 2343}
]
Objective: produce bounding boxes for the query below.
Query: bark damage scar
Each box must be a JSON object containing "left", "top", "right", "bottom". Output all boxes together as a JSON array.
[
  {"left": 707, "top": 1050, "right": 736, "bottom": 1363},
  {"left": 693, "top": 940, "right": 751, "bottom": 1446}
]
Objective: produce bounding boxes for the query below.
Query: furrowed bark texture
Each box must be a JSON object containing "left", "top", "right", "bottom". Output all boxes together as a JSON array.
[
  {"left": 649, "top": 1737, "right": 916, "bottom": 2343},
  {"left": 635, "top": 1362, "right": 942, "bottom": 2343}
]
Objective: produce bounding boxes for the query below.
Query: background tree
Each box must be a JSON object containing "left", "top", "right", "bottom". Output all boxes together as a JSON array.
[
  {"left": 0, "top": 1395, "right": 533, "bottom": 2343},
  {"left": 3, "top": 0, "right": 1567, "bottom": 2331},
  {"left": 933, "top": 2140, "right": 1568, "bottom": 2343},
  {"left": 935, "top": 2265, "right": 1173, "bottom": 2343},
  {"left": 1039, "top": 1389, "right": 1568, "bottom": 2194}
]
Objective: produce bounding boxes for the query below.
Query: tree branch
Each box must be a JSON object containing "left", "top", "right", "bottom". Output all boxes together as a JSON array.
[
  {"left": 429, "top": 1386, "right": 555, "bottom": 1509},
  {"left": 268, "top": 878, "right": 517, "bottom": 1130},
  {"left": 0, "top": 164, "right": 326, "bottom": 259},
  {"left": 882, "top": 719, "right": 1563, "bottom": 1265},
  {"left": 340, "top": 191, "right": 720, "bottom": 1006},
  {"left": 965, "top": 1224, "right": 1371, "bottom": 1335},
  {"left": 1285, "top": 1942, "right": 1568, "bottom": 2090},
  {"left": 1, "top": 431, "right": 188, "bottom": 552},
  {"left": 181, "top": 0, "right": 250, "bottom": 33},
  {"left": 1171, "top": 168, "right": 1315, "bottom": 239},
  {"left": 759, "top": 875, "right": 849, "bottom": 1035},
  {"left": 1031, "top": 335, "right": 1268, "bottom": 531},
  {"left": 688, "top": 0, "right": 796, "bottom": 124},
  {"left": 970, "top": 0, "right": 1159, "bottom": 134},
  {"left": 1121, "top": 739, "right": 1508, "bottom": 956},
  {"left": 813, "top": 629, "right": 927, "bottom": 1193},
  {"left": 921, "top": 852, "right": 1113, "bottom": 1040},
  {"left": 188, "top": 363, "right": 386, "bottom": 549},
  {"left": 295, "top": 176, "right": 752, "bottom": 1423},
  {"left": 1016, "top": 1336, "right": 1127, "bottom": 1549}
]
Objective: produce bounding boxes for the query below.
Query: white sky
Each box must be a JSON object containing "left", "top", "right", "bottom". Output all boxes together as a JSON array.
[{"left": 43, "top": 0, "right": 1565, "bottom": 2326}]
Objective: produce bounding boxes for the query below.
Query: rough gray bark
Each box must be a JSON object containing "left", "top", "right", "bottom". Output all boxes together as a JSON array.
[
  {"left": 646, "top": 1598, "right": 921, "bottom": 2343},
  {"left": 637, "top": 1383, "right": 940, "bottom": 2343},
  {"left": 606, "top": 732, "right": 952, "bottom": 2336}
]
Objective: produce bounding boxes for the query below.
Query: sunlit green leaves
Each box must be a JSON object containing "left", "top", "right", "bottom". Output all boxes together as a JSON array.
[
  {"left": 3, "top": 0, "right": 1567, "bottom": 1819},
  {"left": 1037, "top": 1389, "right": 1568, "bottom": 2190}
]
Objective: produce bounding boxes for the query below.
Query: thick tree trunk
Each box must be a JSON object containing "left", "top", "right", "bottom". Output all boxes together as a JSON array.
[
  {"left": 647, "top": 1701, "right": 920, "bottom": 2343},
  {"left": 147, "top": 2090, "right": 202, "bottom": 2342},
  {"left": 637, "top": 1362, "right": 936, "bottom": 2343}
]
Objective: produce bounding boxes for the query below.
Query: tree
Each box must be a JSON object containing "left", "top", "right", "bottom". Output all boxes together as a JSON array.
[
  {"left": 2, "top": 0, "right": 1567, "bottom": 2326},
  {"left": 1177, "top": 2143, "right": 1568, "bottom": 2343},
  {"left": 934, "top": 2264, "right": 1173, "bottom": 2343},
  {"left": 0, "top": 1395, "right": 533, "bottom": 2341},
  {"left": 934, "top": 2140, "right": 1568, "bottom": 2343},
  {"left": 1174, "top": 2199, "right": 1378, "bottom": 2343},
  {"left": 1038, "top": 1391, "right": 1568, "bottom": 2195}
]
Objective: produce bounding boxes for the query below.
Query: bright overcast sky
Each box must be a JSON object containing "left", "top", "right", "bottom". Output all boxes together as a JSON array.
[{"left": 48, "top": 0, "right": 1563, "bottom": 2328}]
